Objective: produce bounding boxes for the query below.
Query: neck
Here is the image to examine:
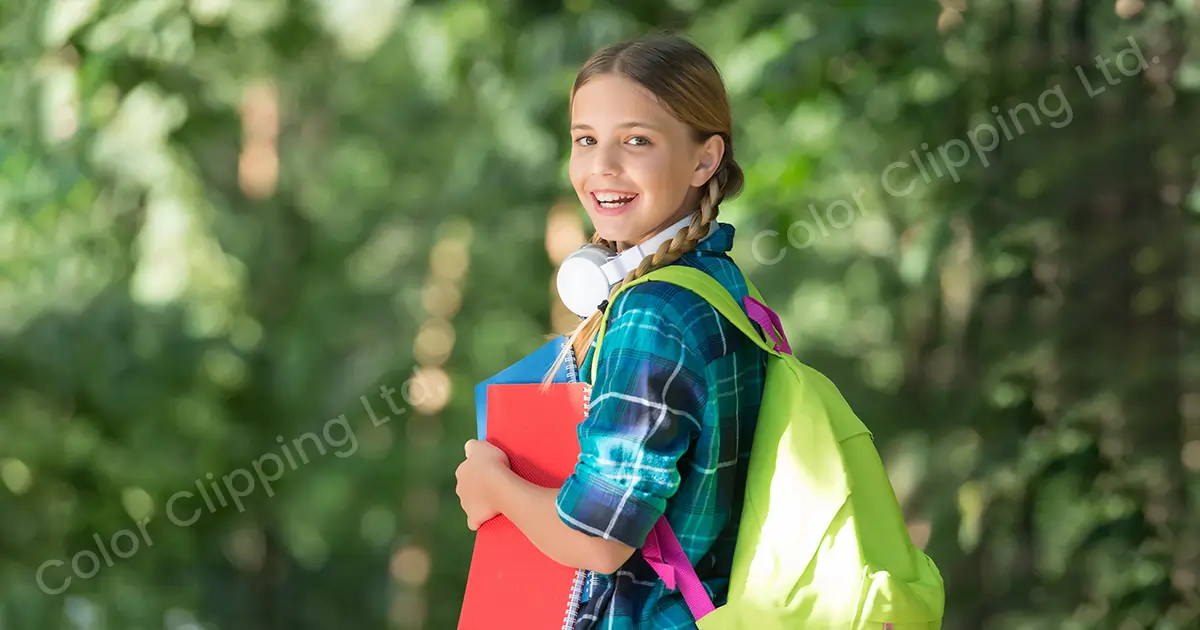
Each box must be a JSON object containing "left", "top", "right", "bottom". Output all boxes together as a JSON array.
[{"left": 619, "top": 207, "right": 701, "bottom": 252}]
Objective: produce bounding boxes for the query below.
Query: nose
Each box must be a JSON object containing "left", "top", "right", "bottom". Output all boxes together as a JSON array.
[{"left": 590, "top": 142, "right": 621, "bottom": 177}]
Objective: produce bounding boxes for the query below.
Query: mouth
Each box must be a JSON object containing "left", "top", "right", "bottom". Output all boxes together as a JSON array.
[{"left": 590, "top": 191, "right": 639, "bottom": 214}]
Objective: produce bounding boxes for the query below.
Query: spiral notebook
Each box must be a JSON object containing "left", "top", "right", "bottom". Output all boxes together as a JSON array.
[{"left": 457, "top": 381, "right": 591, "bottom": 629}]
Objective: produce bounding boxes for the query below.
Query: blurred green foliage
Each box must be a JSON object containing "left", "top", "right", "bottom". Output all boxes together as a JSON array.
[{"left": 1, "top": 0, "right": 1198, "bottom": 629}]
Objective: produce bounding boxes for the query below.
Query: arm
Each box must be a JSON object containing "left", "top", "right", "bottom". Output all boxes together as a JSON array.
[
  {"left": 489, "top": 469, "right": 635, "bottom": 574},
  {"left": 553, "top": 287, "right": 709, "bottom": 571},
  {"left": 465, "top": 287, "right": 709, "bottom": 572}
]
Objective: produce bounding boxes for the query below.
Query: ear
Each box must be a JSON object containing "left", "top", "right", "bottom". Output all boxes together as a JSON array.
[{"left": 690, "top": 134, "right": 725, "bottom": 188}]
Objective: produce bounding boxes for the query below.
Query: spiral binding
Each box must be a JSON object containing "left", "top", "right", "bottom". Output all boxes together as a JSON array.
[
  {"left": 564, "top": 342, "right": 579, "bottom": 384},
  {"left": 561, "top": 382, "right": 592, "bottom": 629},
  {"left": 561, "top": 568, "right": 587, "bottom": 629}
]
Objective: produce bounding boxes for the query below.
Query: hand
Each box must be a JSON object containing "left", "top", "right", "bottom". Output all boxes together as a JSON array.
[{"left": 455, "top": 439, "right": 512, "bottom": 530}]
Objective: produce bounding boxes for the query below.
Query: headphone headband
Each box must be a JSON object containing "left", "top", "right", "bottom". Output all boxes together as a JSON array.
[
  {"left": 601, "top": 213, "right": 712, "bottom": 282},
  {"left": 556, "top": 213, "right": 717, "bottom": 318}
]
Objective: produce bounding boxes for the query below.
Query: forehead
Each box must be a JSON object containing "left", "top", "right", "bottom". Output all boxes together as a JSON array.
[{"left": 570, "top": 74, "right": 679, "bottom": 128}]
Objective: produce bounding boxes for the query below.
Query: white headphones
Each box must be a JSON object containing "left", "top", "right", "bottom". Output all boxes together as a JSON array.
[{"left": 556, "top": 213, "right": 717, "bottom": 318}]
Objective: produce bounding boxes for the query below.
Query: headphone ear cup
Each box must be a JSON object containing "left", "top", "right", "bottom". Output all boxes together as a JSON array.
[
  {"left": 562, "top": 243, "right": 616, "bottom": 265},
  {"left": 557, "top": 244, "right": 617, "bottom": 318}
]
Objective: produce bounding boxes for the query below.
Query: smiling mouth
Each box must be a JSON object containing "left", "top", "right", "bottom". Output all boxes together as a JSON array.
[{"left": 592, "top": 192, "right": 638, "bottom": 210}]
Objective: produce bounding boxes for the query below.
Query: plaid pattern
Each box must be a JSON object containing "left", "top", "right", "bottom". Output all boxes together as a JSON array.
[{"left": 555, "top": 223, "right": 768, "bottom": 629}]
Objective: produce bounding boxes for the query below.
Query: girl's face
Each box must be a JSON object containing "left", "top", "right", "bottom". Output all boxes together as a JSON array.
[{"left": 568, "top": 73, "right": 723, "bottom": 248}]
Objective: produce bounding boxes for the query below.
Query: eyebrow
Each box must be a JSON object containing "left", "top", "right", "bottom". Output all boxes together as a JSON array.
[{"left": 570, "top": 121, "right": 661, "bottom": 132}]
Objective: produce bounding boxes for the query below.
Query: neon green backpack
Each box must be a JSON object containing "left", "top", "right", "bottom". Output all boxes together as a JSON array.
[{"left": 592, "top": 265, "right": 945, "bottom": 630}]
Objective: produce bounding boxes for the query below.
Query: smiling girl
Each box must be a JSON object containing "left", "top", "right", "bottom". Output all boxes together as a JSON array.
[{"left": 455, "top": 35, "right": 766, "bottom": 629}]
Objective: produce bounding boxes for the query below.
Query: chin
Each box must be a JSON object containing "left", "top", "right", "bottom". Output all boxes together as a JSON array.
[{"left": 587, "top": 218, "right": 637, "bottom": 247}]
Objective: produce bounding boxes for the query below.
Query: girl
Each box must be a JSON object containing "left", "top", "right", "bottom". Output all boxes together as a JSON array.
[{"left": 456, "top": 34, "right": 767, "bottom": 629}]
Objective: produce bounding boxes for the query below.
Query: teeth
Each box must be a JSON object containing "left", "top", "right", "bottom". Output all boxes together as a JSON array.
[{"left": 595, "top": 192, "right": 635, "bottom": 202}]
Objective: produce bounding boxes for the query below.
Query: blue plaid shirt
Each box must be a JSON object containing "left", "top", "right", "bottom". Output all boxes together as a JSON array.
[{"left": 555, "top": 223, "right": 768, "bottom": 629}]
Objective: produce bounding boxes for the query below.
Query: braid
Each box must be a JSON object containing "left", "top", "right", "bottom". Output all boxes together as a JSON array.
[
  {"left": 617, "top": 178, "right": 722, "bottom": 289},
  {"left": 541, "top": 177, "right": 726, "bottom": 387},
  {"left": 591, "top": 231, "right": 615, "bottom": 250}
]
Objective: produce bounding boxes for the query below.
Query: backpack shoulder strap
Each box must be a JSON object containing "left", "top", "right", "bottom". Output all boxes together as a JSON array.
[
  {"left": 743, "top": 274, "right": 766, "bottom": 303},
  {"left": 590, "top": 264, "right": 789, "bottom": 622},
  {"left": 592, "top": 265, "right": 782, "bottom": 383}
]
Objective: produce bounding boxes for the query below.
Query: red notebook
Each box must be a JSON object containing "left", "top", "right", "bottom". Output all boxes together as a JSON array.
[{"left": 458, "top": 382, "right": 592, "bottom": 630}]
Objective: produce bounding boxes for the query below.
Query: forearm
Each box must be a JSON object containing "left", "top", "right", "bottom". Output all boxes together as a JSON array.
[{"left": 491, "top": 468, "right": 633, "bottom": 574}]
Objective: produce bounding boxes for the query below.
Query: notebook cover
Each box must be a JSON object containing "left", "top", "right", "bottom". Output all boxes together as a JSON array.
[
  {"left": 474, "top": 335, "right": 574, "bottom": 440},
  {"left": 457, "top": 382, "right": 590, "bottom": 630}
]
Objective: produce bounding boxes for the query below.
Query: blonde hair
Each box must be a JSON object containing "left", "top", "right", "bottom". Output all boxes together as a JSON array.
[{"left": 544, "top": 34, "right": 745, "bottom": 386}]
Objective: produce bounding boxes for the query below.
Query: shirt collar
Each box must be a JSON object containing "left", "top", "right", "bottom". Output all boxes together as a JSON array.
[{"left": 693, "top": 221, "right": 735, "bottom": 254}]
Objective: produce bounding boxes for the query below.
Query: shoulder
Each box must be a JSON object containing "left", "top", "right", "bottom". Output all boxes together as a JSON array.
[
  {"left": 601, "top": 280, "right": 705, "bottom": 355},
  {"left": 609, "top": 275, "right": 712, "bottom": 325},
  {"left": 603, "top": 259, "right": 748, "bottom": 364}
]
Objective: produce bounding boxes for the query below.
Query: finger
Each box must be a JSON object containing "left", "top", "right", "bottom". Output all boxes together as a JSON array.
[{"left": 464, "top": 439, "right": 475, "bottom": 457}]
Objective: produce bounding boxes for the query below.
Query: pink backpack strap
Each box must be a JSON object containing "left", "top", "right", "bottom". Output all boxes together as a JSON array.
[
  {"left": 641, "top": 516, "right": 716, "bottom": 620},
  {"left": 743, "top": 296, "right": 791, "bottom": 353}
]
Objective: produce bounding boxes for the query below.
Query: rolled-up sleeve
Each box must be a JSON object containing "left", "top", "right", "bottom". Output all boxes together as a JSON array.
[{"left": 555, "top": 287, "right": 709, "bottom": 549}]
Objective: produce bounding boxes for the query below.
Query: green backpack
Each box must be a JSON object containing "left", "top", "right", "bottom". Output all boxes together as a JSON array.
[{"left": 592, "top": 265, "right": 945, "bottom": 630}]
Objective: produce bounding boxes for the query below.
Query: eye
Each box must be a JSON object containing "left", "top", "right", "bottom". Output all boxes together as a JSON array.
[
  {"left": 574, "top": 135, "right": 596, "bottom": 147},
  {"left": 627, "top": 136, "right": 651, "bottom": 146}
]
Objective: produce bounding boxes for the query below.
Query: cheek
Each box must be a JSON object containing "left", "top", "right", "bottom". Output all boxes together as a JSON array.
[
  {"left": 567, "top": 155, "right": 587, "bottom": 191},
  {"left": 640, "top": 154, "right": 689, "bottom": 202},
  {"left": 628, "top": 154, "right": 666, "bottom": 194}
]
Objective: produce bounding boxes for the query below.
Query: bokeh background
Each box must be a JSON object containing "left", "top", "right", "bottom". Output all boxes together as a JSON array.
[{"left": 2, "top": 0, "right": 1198, "bottom": 628}]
